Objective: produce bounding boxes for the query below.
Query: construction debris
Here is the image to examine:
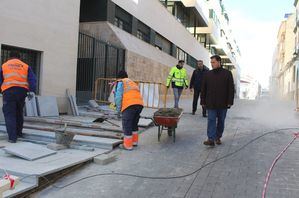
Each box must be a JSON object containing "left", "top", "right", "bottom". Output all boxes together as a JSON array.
[
  {"left": 154, "top": 108, "right": 183, "bottom": 117},
  {"left": 0, "top": 175, "right": 19, "bottom": 198}
]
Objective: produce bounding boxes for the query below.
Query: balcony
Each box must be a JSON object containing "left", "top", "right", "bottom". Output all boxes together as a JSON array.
[{"left": 160, "top": 0, "right": 209, "bottom": 27}]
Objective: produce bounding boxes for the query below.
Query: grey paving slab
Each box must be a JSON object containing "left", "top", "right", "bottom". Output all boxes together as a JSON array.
[
  {"left": 0, "top": 143, "right": 109, "bottom": 176},
  {"left": 3, "top": 142, "right": 57, "bottom": 161},
  {"left": 36, "top": 96, "right": 59, "bottom": 117},
  {"left": 25, "top": 95, "right": 38, "bottom": 117}
]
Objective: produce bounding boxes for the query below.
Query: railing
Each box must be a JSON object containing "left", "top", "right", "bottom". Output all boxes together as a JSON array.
[
  {"left": 76, "top": 33, "right": 125, "bottom": 104},
  {"left": 93, "top": 78, "right": 168, "bottom": 109}
]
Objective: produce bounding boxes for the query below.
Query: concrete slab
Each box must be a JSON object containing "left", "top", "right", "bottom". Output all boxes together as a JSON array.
[
  {"left": 0, "top": 141, "right": 109, "bottom": 176},
  {"left": 25, "top": 95, "right": 38, "bottom": 117},
  {"left": 66, "top": 90, "right": 79, "bottom": 116},
  {"left": 0, "top": 139, "right": 109, "bottom": 198},
  {"left": 36, "top": 96, "right": 59, "bottom": 117},
  {"left": 93, "top": 153, "right": 117, "bottom": 165},
  {"left": 0, "top": 127, "right": 122, "bottom": 150},
  {"left": 3, "top": 142, "right": 57, "bottom": 161}
]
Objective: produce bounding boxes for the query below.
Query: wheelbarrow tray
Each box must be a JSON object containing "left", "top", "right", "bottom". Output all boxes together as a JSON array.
[
  {"left": 153, "top": 111, "right": 183, "bottom": 143},
  {"left": 153, "top": 113, "right": 183, "bottom": 127}
]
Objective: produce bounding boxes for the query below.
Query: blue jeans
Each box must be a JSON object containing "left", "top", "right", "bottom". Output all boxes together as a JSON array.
[
  {"left": 207, "top": 109, "right": 228, "bottom": 141},
  {"left": 173, "top": 88, "right": 183, "bottom": 108}
]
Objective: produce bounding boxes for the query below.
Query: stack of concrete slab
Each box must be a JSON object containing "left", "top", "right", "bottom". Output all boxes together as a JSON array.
[
  {"left": 67, "top": 89, "right": 79, "bottom": 116},
  {"left": 25, "top": 95, "right": 59, "bottom": 117},
  {"left": 0, "top": 137, "right": 110, "bottom": 198},
  {"left": 25, "top": 94, "right": 38, "bottom": 117}
]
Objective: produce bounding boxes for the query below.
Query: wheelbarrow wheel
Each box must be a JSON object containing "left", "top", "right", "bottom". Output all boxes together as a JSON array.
[{"left": 168, "top": 127, "right": 173, "bottom": 137}]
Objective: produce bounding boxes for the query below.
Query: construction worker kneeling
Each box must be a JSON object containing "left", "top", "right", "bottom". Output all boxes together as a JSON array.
[{"left": 114, "top": 71, "right": 144, "bottom": 150}]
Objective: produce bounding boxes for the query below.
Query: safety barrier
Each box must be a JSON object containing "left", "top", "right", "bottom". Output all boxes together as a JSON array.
[{"left": 93, "top": 78, "right": 167, "bottom": 109}]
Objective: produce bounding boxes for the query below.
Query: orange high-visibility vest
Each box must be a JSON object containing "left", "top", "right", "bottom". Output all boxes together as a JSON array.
[
  {"left": 121, "top": 78, "right": 143, "bottom": 112},
  {"left": 1, "top": 59, "right": 29, "bottom": 92}
]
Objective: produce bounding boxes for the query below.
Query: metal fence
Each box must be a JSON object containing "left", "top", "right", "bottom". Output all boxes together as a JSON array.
[
  {"left": 94, "top": 78, "right": 168, "bottom": 109},
  {"left": 76, "top": 33, "right": 125, "bottom": 104}
]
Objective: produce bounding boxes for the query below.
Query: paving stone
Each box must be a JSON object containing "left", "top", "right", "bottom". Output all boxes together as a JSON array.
[
  {"left": 3, "top": 142, "right": 57, "bottom": 161},
  {"left": 25, "top": 95, "right": 38, "bottom": 117},
  {"left": 36, "top": 96, "right": 59, "bottom": 117},
  {"left": 93, "top": 153, "right": 118, "bottom": 165}
]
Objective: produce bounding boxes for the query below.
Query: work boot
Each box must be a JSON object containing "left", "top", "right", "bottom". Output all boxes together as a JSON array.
[
  {"left": 192, "top": 111, "right": 195, "bottom": 115},
  {"left": 132, "top": 132, "right": 139, "bottom": 147},
  {"left": 8, "top": 140, "right": 16, "bottom": 143},
  {"left": 122, "top": 136, "right": 133, "bottom": 151},
  {"left": 203, "top": 114, "right": 207, "bottom": 118},
  {"left": 215, "top": 138, "right": 222, "bottom": 145},
  {"left": 203, "top": 139, "right": 215, "bottom": 146}
]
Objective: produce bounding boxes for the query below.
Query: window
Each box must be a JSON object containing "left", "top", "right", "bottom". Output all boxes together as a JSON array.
[
  {"left": 155, "top": 34, "right": 172, "bottom": 55},
  {"left": 115, "top": 6, "right": 132, "bottom": 33},
  {"left": 114, "top": 17, "right": 123, "bottom": 29},
  {"left": 176, "top": 47, "right": 187, "bottom": 62},
  {"left": 1, "top": 45, "right": 41, "bottom": 93},
  {"left": 137, "top": 21, "right": 150, "bottom": 43}
]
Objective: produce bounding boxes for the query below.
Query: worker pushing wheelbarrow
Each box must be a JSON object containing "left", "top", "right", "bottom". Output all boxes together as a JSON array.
[{"left": 153, "top": 108, "right": 183, "bottom": 142}]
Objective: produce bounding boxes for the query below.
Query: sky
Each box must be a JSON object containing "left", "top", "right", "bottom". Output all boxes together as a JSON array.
[{"left": 224, "top": 0, "right": 295, "bottom": 89}]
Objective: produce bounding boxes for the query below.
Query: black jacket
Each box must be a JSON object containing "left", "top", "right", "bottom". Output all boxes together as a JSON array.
[
  {"left": 190, "top": 66, "right": 209, "bottom": 91},
  {"left": 200, "top": 67, "right": 235, "bottom": 109}
]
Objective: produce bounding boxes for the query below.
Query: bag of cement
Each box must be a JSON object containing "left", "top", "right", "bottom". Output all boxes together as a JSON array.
[
  {"left": 154, "top": 108, "right": 183, "bottom": 117},
  {"left": 108, "top": 84, "right": 116, "bottom": 103}
]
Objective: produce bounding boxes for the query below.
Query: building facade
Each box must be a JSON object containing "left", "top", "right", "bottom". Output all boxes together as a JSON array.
[
  {"left": 79, "top": 0, "right": 241, "bottom": 95},
  {"left": 0, "top": 0, "right": 241, "bottom": 112},
  {"left": 0, "top": 0, "right": 81, "bottom": 112},
  {"left": 271, "top": 13, "right": 296, "bottom": 101}
]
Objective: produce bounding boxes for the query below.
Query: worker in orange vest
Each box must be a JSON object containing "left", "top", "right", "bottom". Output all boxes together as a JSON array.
[
  {"left": 114, "top": 70, "right": 143, "bottom": 150},
  {"left": 0, "top": 51, "right": 37, "bottom": 143}
]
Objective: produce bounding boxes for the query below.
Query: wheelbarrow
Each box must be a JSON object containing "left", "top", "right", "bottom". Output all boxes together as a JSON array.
[{"left": 153, "top": 110, "right": 183, "bottom": 142}]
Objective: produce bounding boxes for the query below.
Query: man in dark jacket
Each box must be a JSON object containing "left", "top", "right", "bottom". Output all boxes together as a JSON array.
[
  {"left": 190, "top": 60, "right": 209, "bottom": 116},
  {"left": 201, "top": 55, "right": 234, "bottom": 146}
]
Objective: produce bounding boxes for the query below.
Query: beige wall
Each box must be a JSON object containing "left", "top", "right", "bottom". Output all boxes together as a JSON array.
[
  {"left": 0, "top": 0, "right": 81, "bottom": 112},
  {"left": 272, "top": 14, "right": 296, "bottom": 100}
]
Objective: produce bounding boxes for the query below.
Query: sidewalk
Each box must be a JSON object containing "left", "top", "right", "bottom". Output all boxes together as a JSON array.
[{"left": 35, "top": 99, "right": 299, "bottom": 198}]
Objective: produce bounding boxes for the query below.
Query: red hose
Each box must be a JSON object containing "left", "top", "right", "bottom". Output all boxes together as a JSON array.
[{"left": 262, "top": 133, "right": 299, "bottom": 198}]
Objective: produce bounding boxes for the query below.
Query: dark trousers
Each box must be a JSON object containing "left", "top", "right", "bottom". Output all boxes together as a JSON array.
[
  {"left": 2, "top": 87, "right": 27, "bottom": 141},
  {"left": 122, "top": 105, "right": 143, "bottom": 136},
  {"left": 207, "top": 109, "right": 227, "bottom": 141},
  {"left": 192, "top": 89, "right": 206, "bottom": 115}
]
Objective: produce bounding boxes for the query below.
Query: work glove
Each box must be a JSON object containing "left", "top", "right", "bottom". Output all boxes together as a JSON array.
[
  {"left": 27, "top": 92, "right": 35, "bottom": 100},
  {"left": 109, "top": 103, "right": 117, "bottom": 111}
]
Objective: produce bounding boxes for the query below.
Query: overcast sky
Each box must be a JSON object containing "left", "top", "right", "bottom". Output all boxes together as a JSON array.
[{"left": 225, "top": 0, "right": 295, "bottom": 89}]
